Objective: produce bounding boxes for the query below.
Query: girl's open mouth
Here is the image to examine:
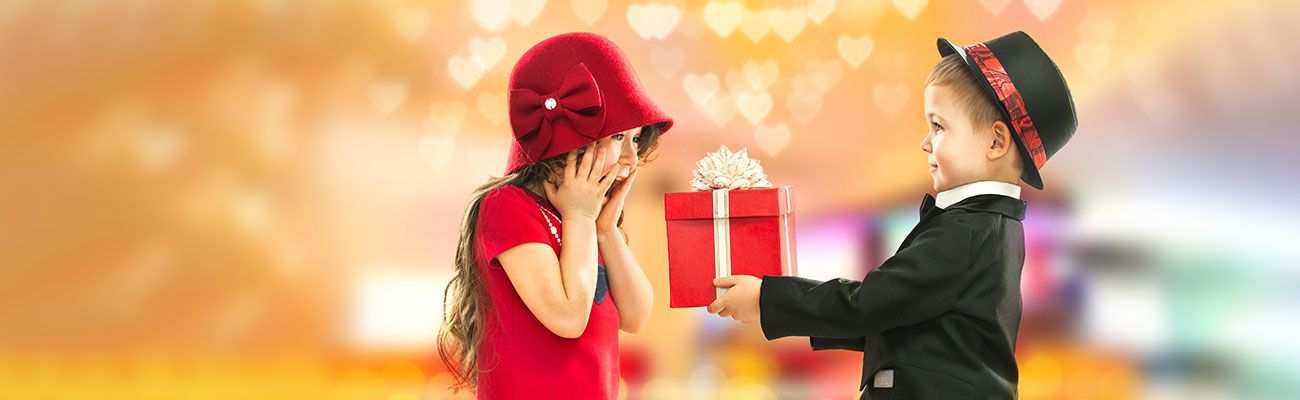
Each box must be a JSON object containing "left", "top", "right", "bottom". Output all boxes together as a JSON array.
[{"left": 606, "top": 178, "right": 624, "bottom": 196}]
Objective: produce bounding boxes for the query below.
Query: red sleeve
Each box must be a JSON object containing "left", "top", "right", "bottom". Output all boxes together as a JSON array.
[{"left": 476, "top": 185, "right": 554, "bottom": 268}]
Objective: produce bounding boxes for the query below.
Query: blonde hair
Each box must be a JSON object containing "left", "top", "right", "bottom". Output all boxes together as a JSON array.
[
  {"left": 925, "top": 54, "right": 1023, "bottom": 171},
  {"left": 925, "top": 54, "right": 1004, "bottom": 129},
  {"left": 437, "top": 123, "right": 663, "bottom": 392}
]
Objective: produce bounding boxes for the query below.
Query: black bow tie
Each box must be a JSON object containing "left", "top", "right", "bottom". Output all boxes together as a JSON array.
[{"left": 920, "top": 194, "right": 938, "bottom": 219}]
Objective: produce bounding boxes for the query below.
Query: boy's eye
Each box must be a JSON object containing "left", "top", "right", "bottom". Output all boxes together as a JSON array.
[{"left": 931, "top": 122, "right": 944, "bottom": 131}]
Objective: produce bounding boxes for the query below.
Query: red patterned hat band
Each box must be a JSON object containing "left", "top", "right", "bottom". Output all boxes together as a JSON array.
[{"left": 960, "top": 43, "right": 1047, "bottom": 170}]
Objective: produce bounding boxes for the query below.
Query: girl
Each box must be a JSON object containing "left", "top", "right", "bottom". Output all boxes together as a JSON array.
[{"left": 438, "top": 32, "right": 674, "bottom": 399}]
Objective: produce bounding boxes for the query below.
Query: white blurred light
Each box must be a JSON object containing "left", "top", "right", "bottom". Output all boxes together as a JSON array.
[
  {"left": 1081, "top": 273, "right": 1169, "bottom": 354},
  {"left": 795, "top": 217, "right": 868, "bottom": 282},
  {"left": 1070, "top": 185, "right": 1300, "bottom": 266},
  {"left": 687, "top": 365, "right": 725, "bottom": 399},
  {"left": 348, "top": 269, "right": 449, "bottom": 351}
]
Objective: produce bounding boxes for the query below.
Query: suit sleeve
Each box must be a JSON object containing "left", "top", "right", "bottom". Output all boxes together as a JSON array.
[
  {"left": 810, "top": 336, "right": 865, "bottom": 351},
  {"left": 759, "top": 220, "right": 974, "bottom": 340}
]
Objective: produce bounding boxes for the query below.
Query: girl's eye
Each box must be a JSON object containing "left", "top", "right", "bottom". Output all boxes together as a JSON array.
[
  {"left": 611, "top": 133, "right": 626, "bottom": 140},
  {"left": 632, "top": 135, "right": 642, "bottom": 143}
]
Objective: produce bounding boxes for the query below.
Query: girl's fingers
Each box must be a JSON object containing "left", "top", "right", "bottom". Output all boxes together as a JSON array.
[
  {"left": 612, "top": 168, "right": 637, "bottom": 199},
  {"left": 599, "top": 163, "right": 619, "bottom": 190},
  {"left": 620, "top": 168, "right": 638, "bottom": 190},
  {"left": 588, "top": 146, "right": 607, "bottom": 181},
  {"left": 577, "top": 144, "right": 595, "bottom": 178},
  {"left": 565, "top": 149, "right": 578, "bottom": 178},
  {"left": 543, "top": 178, "right": 558, "bottom": 198}
]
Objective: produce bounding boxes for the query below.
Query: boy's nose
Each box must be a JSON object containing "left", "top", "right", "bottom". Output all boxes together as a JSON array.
[{"left": 919, "top": 134, "right": 932, "bottom": 153}]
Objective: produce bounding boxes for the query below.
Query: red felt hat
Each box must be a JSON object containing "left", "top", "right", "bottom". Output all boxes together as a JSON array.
[{"left": 504, "top": 32, "right": 674, "bottom": 174}]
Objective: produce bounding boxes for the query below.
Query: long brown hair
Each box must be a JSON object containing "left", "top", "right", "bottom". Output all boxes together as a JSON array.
[{"left": 437, "top": 123, "right": 663, "bottom": 392}]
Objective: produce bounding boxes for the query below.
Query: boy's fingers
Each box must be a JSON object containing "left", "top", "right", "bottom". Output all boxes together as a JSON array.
[
  {"left": 713, "top": 276, "right": 738, "bottom": 288},
  {"left": 718, "top": 308, "right": 733, "bottom": 318},
  {"left": 706, "top": 299, "right": 724, "bottom": 314}
]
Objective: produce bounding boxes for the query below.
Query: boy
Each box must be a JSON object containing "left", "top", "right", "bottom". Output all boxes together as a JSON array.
[{"left": 706, "top": 31, "right": 1078, "bottom": 399}]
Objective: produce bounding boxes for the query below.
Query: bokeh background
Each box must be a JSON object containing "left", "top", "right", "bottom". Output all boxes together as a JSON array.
[{"left": 3, "top": 0, "right": 1300, "bottom": 398}]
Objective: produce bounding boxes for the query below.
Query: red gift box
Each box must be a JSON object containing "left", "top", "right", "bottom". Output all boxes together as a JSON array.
[{"left": 664, "top": 186, "right": 797, "bottom": 308}]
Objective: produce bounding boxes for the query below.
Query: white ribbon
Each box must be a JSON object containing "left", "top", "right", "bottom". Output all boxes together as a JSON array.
[
  {"left": 713, "top": 189, "right": 731, "bottom": 298},
  {"left": 781, "top": 187, "right": 794, "bottom": 275}
]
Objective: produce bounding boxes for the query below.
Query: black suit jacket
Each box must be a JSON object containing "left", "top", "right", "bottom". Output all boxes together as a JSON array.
[{"left": 760, "top": 194, "right": 1027, "bottom": 399}]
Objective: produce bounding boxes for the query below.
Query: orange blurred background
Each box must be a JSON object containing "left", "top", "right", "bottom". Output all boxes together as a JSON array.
[{"left": 3, "top": 0, "right": 1299, "bottom": 399}]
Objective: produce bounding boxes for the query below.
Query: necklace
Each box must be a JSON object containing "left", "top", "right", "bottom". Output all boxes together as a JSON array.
[{"left": 537, "top": 203, "right": 561, "bottom": 245}]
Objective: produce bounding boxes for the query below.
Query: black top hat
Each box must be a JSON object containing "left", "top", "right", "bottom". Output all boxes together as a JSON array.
[{"left": 937, "top": 31, "right": 1077, "bottom": 190}]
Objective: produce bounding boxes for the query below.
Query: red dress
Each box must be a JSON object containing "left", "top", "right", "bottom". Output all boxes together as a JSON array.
[{"left": 473, "top": 185, "right": 619, "bottom": 399}]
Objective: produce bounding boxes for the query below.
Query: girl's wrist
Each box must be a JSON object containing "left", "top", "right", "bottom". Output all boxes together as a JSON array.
[
  {"left": 560, "top": 210, "right": 599, "bottom": 222},
  {"left": 596, "top": 229, "right": 624, "bottom": 243}
]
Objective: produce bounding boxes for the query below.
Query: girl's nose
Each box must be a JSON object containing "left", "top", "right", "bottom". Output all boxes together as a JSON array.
[
  {"left": 620, "top": 139, "right": 639, "bottom": 163},
  {"left": 618, "top": 139, "right": 638, "bottom": 177}
]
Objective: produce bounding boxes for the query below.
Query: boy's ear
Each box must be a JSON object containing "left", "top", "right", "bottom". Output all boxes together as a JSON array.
[{"left": 988, "top": 121, "right": 1013, "bottom": 161}]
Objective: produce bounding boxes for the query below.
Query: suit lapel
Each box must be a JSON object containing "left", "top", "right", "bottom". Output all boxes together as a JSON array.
[{"left": 894, "top": 194, "right": 943, "bottom": 254}]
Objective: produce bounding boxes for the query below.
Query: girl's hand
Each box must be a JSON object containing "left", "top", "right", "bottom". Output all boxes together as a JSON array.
[
  {"left": 595, "top": 167, "right": 637, "bottom": 235},
  {"left": 545, "top": 144, "right": 619, "bottom": 221}
]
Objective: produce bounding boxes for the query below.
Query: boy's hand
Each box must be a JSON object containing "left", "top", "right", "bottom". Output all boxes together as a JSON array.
[{"left": 707, "top": 275, "right": 762, "bottom": 324}]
